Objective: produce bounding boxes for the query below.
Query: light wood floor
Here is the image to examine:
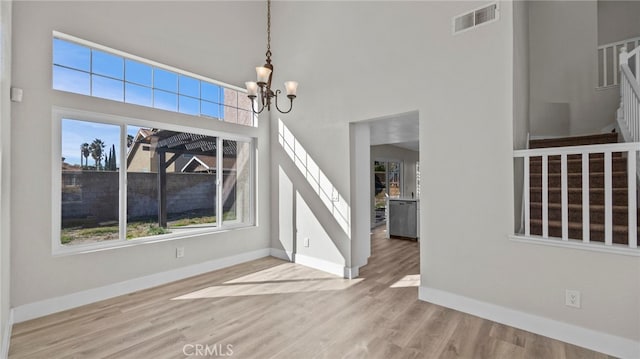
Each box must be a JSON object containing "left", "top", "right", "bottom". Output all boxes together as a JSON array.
[{"left": 10, "top": 228, "right": 612, "bottom": 358}]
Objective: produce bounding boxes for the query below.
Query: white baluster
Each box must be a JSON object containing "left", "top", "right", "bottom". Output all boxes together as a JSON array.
[
  {"left": 524, "top": 156, "right": 530, "bottom": 236},
  {"left": 628, "top": 150, "right": 637, "bottom": 249},
  {"left": 582, "top": 153, "right": 590, "bottom": 243},
  {"left": 613, "top": 45, "right": 620, "bottom": 85},
  {"left": 561, "top": 154, "right": 568, "bottom": 240},
  {"left": 604, "top": 151, "right": 613, "bottom": 246},
  {"left": 604, "top": 48, "right": 608, "bottom": 86},
  {"left": 636, "top": 54, "right": 640, "bottom": 84},
  {"left": 542, "top": 155, "right": 548, "bottom": 238}
]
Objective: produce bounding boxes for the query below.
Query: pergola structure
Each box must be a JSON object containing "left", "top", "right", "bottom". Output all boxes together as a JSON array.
[{"left": 132, "top": 129, "right": 237, "bottom": 227}]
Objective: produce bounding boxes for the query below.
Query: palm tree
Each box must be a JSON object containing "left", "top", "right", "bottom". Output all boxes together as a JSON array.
[
  {"left": 89, "top": 139, "right": 105, "bottom": 170},
  {"left": 80, "top": 143, "right": 90, "bottom": 170}
]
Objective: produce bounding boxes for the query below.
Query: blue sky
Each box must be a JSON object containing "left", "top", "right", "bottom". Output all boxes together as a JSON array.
[
  {"left": 62, "top": 119, "right": 139, "bottom": 166},
  {"left": 53, "top": 38, "right": 229, "bottom": 120}
]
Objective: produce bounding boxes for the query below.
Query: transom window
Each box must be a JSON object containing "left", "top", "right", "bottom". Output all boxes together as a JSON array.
[
  {"left": 52, "top": 32, "right": 256, "bottom": 127},
  {"left": 54, "top": 109, "right": 254, "bottom": 253}
]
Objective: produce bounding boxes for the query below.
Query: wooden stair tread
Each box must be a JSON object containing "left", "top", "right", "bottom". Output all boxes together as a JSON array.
[
  {"left": 528, "top": 154, "right": 624, "bottom": 163},
  {"left": 530, "top": 171, "right": 628, "bottom": 177},
  {"left": 530, "top": 218, "right": 639, "bottom": 232},
  {"left": 529, "top": 202, "right": 634, "bottom": 211},
  {"left": 529, "top": 187, "right": 627, "bottom": 192},
  {"left": 529, "top": 133, "right": 618, "bottom": 149}
]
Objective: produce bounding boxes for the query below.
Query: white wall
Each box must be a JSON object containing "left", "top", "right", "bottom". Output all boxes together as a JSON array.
[
  {"left": 598, "top": 0, "right": 640, "bottom": 45},
  {"left": 11, "top": 1, "right": 272, "bottom": 308},
  {"left": 513, "top": 0, "right": 529, "bottom": 231},
  {"left": 269, "top": 0, "right": 639, "bottom": 348},
  {"left": 0, "top": 0, "right": 11, "bottom": 351},
  {"left": 529, "top": 1, "right": 619, "bottom": 136}
]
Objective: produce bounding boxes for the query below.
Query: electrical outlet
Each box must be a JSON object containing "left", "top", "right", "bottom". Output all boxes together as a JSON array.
[
  {"left": 565, "top": 289, "right": 581, "bottom": 308},
  {"left": 303, "top": 237, "right": 310, "bottom": 247},
  {"left": 176, "top": 247, "right": 185, "bottom": 258}
]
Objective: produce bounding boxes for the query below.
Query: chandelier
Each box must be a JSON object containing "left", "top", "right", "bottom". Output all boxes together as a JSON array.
[{"left": 245, "top": 0, "right": 298, "bottom": 114}]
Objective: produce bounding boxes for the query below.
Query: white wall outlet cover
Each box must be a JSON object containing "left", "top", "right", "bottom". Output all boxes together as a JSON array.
[
  {"left": 10, "top": 87, "right": 23, "bottom": 102},
  {"left": 565, "top": 289, "right": 581, "bottom": 308},
  {"left": 176, "top": 247, "right": 185, "bottom": 258}
]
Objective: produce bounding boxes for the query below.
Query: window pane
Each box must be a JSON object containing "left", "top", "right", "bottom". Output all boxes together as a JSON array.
[
  {"left": 126, "top": 126, "right": 217, "bottom": 240},
  {"left": 223, "top": 88, "right": 238, "bottom": 108},
  {"left": 237, "top": 93, "right": 252, "bottom": 111},
  {"left": 125, "top": 83, "right": 152, "bottom": 107},
  {"left": 201, "top": 100, "right": 222, "bottom": 119},
  {"left": 154, "top": 69, "right": 177, "bottom": 92},
  {"left": 92, "top": 50, "right": 123, "bottom": 79},
  {"left": 237, "top": 109, "right": 253, "bottom": 127},
  {"left": 224, "top": 106, "right": 238, "bottom": 124},
  {"left": 201, "top": 82, "right": 221, "bottom": 103},
  {"left": 92, "top": 75, "right": 124, "bottom": 102},
  {"left": 53, "top": 38, "right": 90, "bottom": 71},
  {"left": 222, "top": 140, "right": 252, "bottom": 225},
  {"left": 53, "top": 65, "right": 90, "bottom": 95},
  {"left": 61, "top": 119, "right": 120, "bottom": 245},
  {"left": 179, "top": 96, "right": 200, "bottom": 116},
  {"left": 125, "top": 59, "right": 152, "bottom": 86},
  {"left": 388, "top": 161, "right": 401, "bottom": 198},
  {"left": 153, "top": 90, "right": 178, "bottom": 111},
  {"left": 179, "top": 75, "right": 199, "bottom": 97}
]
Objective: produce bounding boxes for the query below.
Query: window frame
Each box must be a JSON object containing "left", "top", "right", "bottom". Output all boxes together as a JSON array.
[
  {"left": 52, "top": 31, "right": 256, "bottom": 127},
  {"left": 52, "top": 107, "right": 256, "bottom": 256}
]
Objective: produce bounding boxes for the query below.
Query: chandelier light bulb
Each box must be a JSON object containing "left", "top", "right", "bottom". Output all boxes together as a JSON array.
[
  {"left": 256, "top": 66, "right": 272, "bottom": 85},
  {"left": 284, "top": 81, "right": 298, "bottom": 98},
  {"left": 245, "top": 82, "right": 258, "bottom": 97}
]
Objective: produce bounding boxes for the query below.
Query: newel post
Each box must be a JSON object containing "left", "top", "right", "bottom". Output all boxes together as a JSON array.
[{"left": 620, "top": 46, "right": 628, "bottom": 66}]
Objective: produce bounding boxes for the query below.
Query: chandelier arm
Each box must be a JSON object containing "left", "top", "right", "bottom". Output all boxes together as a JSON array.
[
  {"left": 274, "top": 90, "right": 294, "bottom": 114},
  {"left": 249, "top": 96, "right": 266, "bottom": 115}
]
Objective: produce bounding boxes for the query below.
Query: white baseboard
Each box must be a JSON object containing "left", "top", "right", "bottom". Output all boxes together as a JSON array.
[
  {"left": 273, "top": 251, "right": 360, "bottom": 279},
  {"left": 419, "top": 286, "right": 639, "bottom": 359},
  {"left": 343, "top": 266, "right": 359, "bottom": 279},
  {"left": 1, "top": 309, "right": 13, "bottom": 359},
  {"left": 269, "top": 248, "right": 294, "bottom": 261},
  {"left": 600, "top": 122, "right": 617, "bottom": 134},
  {"left": 13, "top": 248, "right": 271, "bottom": 323},
  {"left": 294, "top": 253, "right": 345, "bottom": 277}
]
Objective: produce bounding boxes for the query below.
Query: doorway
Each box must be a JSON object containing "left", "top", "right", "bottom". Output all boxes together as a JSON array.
[{"left": 349, "top": 110, "right": 419, "bottom": 274}]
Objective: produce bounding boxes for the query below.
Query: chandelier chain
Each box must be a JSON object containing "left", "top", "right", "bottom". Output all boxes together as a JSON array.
[{"left": 266, "top": 0, "right": 272, "bottom": 59}]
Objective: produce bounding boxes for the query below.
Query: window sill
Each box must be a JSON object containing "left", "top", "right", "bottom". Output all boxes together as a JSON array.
[
  {"left": 52, "top": 223, "right": 257, "bottom": 257},
  {"left": 509, "top": 234, "right": 640, "bottom": 257}
]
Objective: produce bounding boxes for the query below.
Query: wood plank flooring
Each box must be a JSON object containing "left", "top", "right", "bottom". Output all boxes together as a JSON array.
[{"left": 9, "top": 227, "right": 613, "bottom": 358}]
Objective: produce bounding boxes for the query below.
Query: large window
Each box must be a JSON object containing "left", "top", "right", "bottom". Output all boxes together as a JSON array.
[
  {"left": 55, "top": 110, "right": 254, "bottom": 252},
  {"left": 52, "top": 32, "right": 256, "bottom": 127}
]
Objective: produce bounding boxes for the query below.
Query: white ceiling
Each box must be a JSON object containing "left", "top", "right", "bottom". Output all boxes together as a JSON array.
[{"left": 368, "top": 111, "right": 419, "bottom": 151}]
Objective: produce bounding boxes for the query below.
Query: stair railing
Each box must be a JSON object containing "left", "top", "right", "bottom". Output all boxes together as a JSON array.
[
  {"left": 513, "top": 142, "right": 639, "bottom": 251},
  {"left": 617, "top": 46, "right": 640, "bottom": 143},
  {"left": 597, "top": 36, "right": 640, "bottom": 88}
]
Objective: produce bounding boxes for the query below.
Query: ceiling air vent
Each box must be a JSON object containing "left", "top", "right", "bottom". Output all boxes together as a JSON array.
[{"left": 453, "top": 3, "right": 499, "bottom": 34}]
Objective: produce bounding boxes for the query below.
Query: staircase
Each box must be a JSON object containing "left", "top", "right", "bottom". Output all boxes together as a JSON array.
[{"left": 528, "top": 133, "right": 639, "bottom": 245}]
